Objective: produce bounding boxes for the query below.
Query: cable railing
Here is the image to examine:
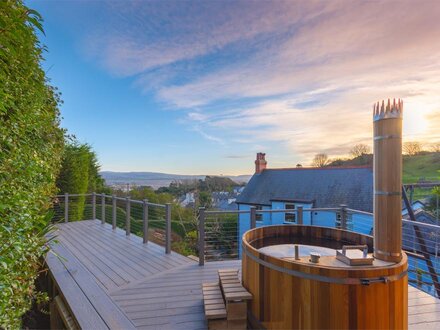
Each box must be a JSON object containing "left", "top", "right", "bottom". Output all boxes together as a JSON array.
[
  {"left": 51, "top": 192, "right": 440, "bottom": 298},
  {"left": 199, "top": 208, "right": 239, "bottom": 262},
  {"left": 198, "top": 205, "right": 440, "bottom": 298},
  {"left": 51, "top": 193, "right": 172, "bottom": 254}
]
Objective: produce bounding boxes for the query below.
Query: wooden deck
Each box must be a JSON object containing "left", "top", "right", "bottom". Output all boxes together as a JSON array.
[{"left": 47, "top": 220, "right": 440, "bottom": 329}]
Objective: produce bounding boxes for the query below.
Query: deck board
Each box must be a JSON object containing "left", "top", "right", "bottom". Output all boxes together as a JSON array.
[
  {"left": 61, "top": 223, "right": 151, "bottom": 278},
  {"left": 47, "top": 239, "right": 136, "bottom": 329},
  {"left": 49, "top": 220, "right": 440, "bottom": 330}
]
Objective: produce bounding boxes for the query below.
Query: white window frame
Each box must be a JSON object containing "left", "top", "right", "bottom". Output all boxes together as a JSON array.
[
  {"left": 284, "top": 203, "right": 296, "bottom": 223},
  {"left": 255, "top": 205, "right": 263, "bottom": 222}
]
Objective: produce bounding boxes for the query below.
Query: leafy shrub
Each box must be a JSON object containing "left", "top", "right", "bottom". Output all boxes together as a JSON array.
[
  {"left": 0, "top": 1, "right": 64, "bottom": 327},
  {"left": 171, "top": 230, "right": 198, "bottom": 256},
  {"left": 56, "top": 141, "right": 108, "bottom": 220},
  {"left": 56, "top": 143, "right": 91, "bottom": 220}
]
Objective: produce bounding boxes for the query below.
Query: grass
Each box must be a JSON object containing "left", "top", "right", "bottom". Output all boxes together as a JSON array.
[{"left": 403, "top": 152, "right": 440, "bottom": 184}]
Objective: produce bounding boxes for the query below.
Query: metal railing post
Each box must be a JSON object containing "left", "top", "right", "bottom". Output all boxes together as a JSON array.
[
  {"left": 297, "top": 206, "right": 303, "bottom": 225},
  {"left": 64, "top": 193, "right": 69, "bottom": 223},
  {"left": 143, "top": 199, "right": 149, "bottom": 244},
  {"left": 126, "top": 197, "right": 131, "bottom": 236},
  {"left": 199, "top": 207, "right": 205, "bottom": 266},
  {"left": 112, "top": 195, "right": 116, "bottom": 230},
  {"left": 92, "top": 192, "right": 96, "bottom": 220},
  {"left": 340, "top": 204, "right": 347, "bottom": 229},
  {"left": 101, "top": 193, "right": 106, "bottom": 225},
  {"left": 165, "top": 203, "right": 172, "bottom": 254},
  {"left": 250, "top": 206, "right": 257, "bottom": 229}
]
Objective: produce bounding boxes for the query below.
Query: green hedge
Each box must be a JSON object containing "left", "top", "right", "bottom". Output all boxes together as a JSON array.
[
  {"left": 56, "top": 142, "right": 109, "bottom": 218},
  {"left": 0, "top": 1, "right": 64, "bottom": 327}
]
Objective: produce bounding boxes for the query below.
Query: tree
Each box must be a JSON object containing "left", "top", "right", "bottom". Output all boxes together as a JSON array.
[
  {"left": 312, "top": 153, "right": 329, "bottom": 167},
  {"left": 202, "top": 176, "right": 237, "bottom": 192},
  {"left": 430, "top": 143, "right": 440, "bottom": 153},
  {"left": 0, "top": 1, "right": 64, "bottom": 327},
  {"left": 56, "top": 141, "right": 107, "bottom": 220},
  {"left": 56, "top": 143, "right": 90, "bottom": 220},
  {"left": 349, "top": 144, "right": 371, "bottom": 158},
  {"left": 87, "top": 150, "right": 107, "bottom": 193},
  {"left": 328, "top": 158, "right": 346, "bottom": 166},
  {"left": 199, "top": 191, "right": 213, "bottom": 208},
  {"left": 426, "top": 186, "right": 440, "bottom": 219},
  {"left": 403, "top": 141, "right": 423, "bottom": 156}
]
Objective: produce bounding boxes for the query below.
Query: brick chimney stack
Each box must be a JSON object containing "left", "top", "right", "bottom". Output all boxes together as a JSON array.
[{"left": 255, "top": 153, "right": 267, "bottom": 174}]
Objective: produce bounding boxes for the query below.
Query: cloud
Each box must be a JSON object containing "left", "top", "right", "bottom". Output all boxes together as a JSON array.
[
  {"left": 157, "top": 2, "right": 440, "bottom": 107},
  {"left": 195, "top": 97, "right": 372, "bottom": 163},
  {"left": 78, "top": 0, "right": 440, "bottom": 164},
  {"left": 84, "top": 1, "right": 322, "bottom": 76},
  {"left": 192, "top": 126, "right": 225, "bottom": 145}
]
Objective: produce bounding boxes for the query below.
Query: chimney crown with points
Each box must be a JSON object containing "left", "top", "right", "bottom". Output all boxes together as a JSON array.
[{"left": 255, "top": 152, "right": 267, "bottom": 174}]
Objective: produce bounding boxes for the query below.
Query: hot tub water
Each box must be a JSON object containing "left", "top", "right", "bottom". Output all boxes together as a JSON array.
[{"left": 259, "top": 244, "right": 336, "bottom": 258}]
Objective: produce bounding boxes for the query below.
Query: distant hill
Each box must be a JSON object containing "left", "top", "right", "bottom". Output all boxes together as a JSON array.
[
  {"left": 328, "top": 152, "right": 440, "bottom": 184},
  {"left": 101, "top": 153, "right": 439, "bottom": 189},
  {"left": 100, "top": 171, "right": 252, "bottom": 189},
  {"left": 403, "top": 153, "right": 440, "bottom": 184}
]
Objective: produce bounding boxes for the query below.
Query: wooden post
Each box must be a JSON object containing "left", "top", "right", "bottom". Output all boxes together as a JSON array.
[
  {"left": 143, "top": 199, "right": 149, "bottom": 244},
  {"left": 199, "top": 207, "right": 205, "bottom": 266},
  {"left": 64, "top": 193, "right": 69, "bottom": 223},
  {"left": 125, "top": 197, "right": 131, "bottom": 236},
  {"left": 373, "top": 98, "right": 403, "bottom": 262},
  {"left": 297, "top": 206, "right": 303, "bottom": 225},
  {"left": 340, "top": 204, "right": 347, "bottom": 229},
  {"left": 101, "top": 193, "right": 105, "bottom": 225},
  {"left": 165, "top": 203, "right": 172, "bottom": 254},
  {"left": 92, "top": 192, "right": 96, "bottom": 220},
  {"left": 112, "top": 195, "right": 116, "bottom": 230},
  {"left": 250, "top": 206, "right": 257, "bottom": 229}
]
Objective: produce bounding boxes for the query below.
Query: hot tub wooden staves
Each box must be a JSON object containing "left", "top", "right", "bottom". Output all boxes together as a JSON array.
[{"left": 242, "top": 225, "right": 408, "bottom": 330}]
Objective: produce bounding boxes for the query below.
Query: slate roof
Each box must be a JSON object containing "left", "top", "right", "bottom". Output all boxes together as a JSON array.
[{"left": 236, "top": 166, "right": 373, "bottom": 212}]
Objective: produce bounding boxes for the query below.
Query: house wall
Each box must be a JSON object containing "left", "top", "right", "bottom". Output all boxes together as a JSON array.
[
  {"left": 352, "top": 213, "right": 374, "bottom": 235},
  {"left": 270, "top": 201, "right": 313, "bottom": 225},
  {"left": 310, "top": 211, "right": 337, "bottom": 227}
]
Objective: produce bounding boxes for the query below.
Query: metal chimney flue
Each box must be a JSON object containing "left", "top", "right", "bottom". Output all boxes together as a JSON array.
[{"left": 373, "top": 98, "right": 403, "bottom": 262}]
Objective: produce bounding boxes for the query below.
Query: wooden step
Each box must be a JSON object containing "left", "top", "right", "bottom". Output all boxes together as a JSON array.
[
  {"left": 218, "top": 269, "right": 252, "bottom": 302},
  {"left": 202, "top": 282, "right": 227, "bottom": 320}
]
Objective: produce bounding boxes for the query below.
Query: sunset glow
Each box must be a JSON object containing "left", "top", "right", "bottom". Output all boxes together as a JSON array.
[{"left": 31, "top": 0, "right": 440, "bottom": 174}]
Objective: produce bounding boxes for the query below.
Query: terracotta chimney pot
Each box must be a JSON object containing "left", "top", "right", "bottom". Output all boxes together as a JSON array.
[{"left": 255, "top": 153, "right": 267, "bottom": 174}]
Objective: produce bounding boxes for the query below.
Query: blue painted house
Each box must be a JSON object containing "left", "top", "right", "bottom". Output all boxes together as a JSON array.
[
  {"left": 236, "top": 154, "right": 432, "bottom": 241},
  {"left": 236, "top": 153, "right": 374, "bottom": 255}
]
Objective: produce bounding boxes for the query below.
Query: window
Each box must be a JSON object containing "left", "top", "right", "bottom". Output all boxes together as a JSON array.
[
  {"left": 255, "top": 205, "right": 263, "bottom": 222},
  {"left": 285, "top": 203, "right": 296, "bottom": 223}
]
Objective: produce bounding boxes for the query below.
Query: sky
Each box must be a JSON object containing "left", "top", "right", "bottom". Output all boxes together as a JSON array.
[{"left": 29, "top": 0, "right": 440, "bottom": 175}]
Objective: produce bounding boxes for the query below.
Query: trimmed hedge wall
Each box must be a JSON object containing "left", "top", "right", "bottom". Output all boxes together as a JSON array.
[{"left": 0, "top": 1, "right": 64, "bottom": 327}]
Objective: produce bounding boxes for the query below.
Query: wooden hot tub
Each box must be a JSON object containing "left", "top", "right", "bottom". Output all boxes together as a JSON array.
[{"left": 242, "top": 225, "right": 408, "bottom": 329}]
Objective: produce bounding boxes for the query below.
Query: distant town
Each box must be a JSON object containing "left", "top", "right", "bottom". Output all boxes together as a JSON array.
[{"left": 101, "top": 171, "right": 252, "bottom": 190}]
